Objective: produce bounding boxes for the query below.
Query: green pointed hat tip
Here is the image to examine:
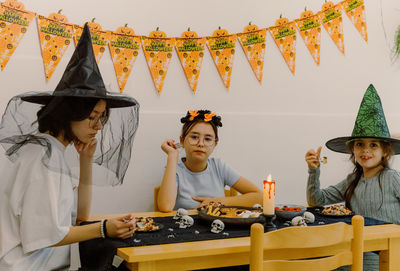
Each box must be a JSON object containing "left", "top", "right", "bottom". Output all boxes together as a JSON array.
[{"left": 351, "top": 84, "right": 390, "bottom": 138}]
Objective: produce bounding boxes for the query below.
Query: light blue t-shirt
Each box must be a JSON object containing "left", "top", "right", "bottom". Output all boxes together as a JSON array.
[{"left": 174, "top": 157, "right": 241, "bottom": 210}]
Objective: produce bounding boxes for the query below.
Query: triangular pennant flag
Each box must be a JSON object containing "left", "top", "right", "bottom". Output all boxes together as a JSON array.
[
  {"left": 36, "top": 12, "right": 73, "bottom": 81},
  {"left": 342, "top": 0, "right": 368, "bottom": 42},
  {"left": 319, "top": 1, "right": 345, "bottom": 55},
  {"left": 295, "top": 10, "right": 322, "bottom": 65},
  {"left": 0, "top": 1, "right": 35, "bottom": 71},
  {"left": 109, "top": 25, "right": 141, "bottom": 93},
  {"left": 269, "top": 16, "right": 297, "bottom": 74},
  {"left": 175, "top": 29, "right": 206, "bottom": 94},
  {"left": 207, "top": 27, "right": 236, "bottom": 89},
  {"left": 237, "top": 24, "right": 267, "bottom": 83},
  {"left": 142, "top": 28, "right": 174, "bottom": 95},
  {"left": 73, "top": 21, "right": 110, "bottom": 64}
]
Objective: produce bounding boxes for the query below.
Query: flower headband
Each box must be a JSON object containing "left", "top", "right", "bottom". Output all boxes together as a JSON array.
[{"left": 180, "top": 110, "right": 222, "bottom": 127}]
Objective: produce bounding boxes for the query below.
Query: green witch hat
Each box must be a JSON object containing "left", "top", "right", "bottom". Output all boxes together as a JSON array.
[{"left": 326, "top": 84, "right": 400, "bottom": 154}]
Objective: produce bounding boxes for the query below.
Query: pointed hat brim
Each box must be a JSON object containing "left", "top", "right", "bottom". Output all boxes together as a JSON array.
[{"left": 326, "top": 136, "right": 400, "bottom": 155}]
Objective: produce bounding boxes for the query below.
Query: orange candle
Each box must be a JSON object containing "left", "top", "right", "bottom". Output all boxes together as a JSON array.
[{"left": 263, "top": 174, "right": 275, "bottom": 215}]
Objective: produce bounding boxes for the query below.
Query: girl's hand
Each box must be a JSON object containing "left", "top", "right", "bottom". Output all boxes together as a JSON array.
[
  {"left": 192, "top": 196, "right": 218, "bottom": 208},
  {"left": 105, "top": 214, "right": 136, "bottom": 239},
  {"left": 161, "top": 139, "right": 179, "bottom": 158},
  {"left": 305, "top": 146, "right": 322, "bottom": 169},
  {"left": 73, "top": 138, "right": 97, "bottom": 158}
]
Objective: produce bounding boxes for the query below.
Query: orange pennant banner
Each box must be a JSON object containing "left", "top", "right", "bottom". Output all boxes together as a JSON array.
[
  {"left": 109, "top": 25, "right": 141, "bottom": 92},
  {"left": 237, "top": 24, "right": 267, "bottom": 83},
  {"left": 319, "top": 1, "right": 345, "bottom": 55},
  {"left": 73, "top": 21, "right": 110, "bottom": 64},
  {"left": 295, "top": 10, "right": 322, "bottom": 65},
  {"left": 36, "top": 12, "right": 73, "bottom": 81},
  {"left": 342, "top": 0, "right": 367, "bottom": 42},
  {"left": 0, "top": 1, "right": 34, "bottom": 71},
  {"left": 269, "top": 16, "right": 297, "bottom": 74},
  {"left": 207, "top": 28, "right": 236, "bottom": 89},
  {"left": 142, "top": 28, "right": 174, "bottom": 95},
  {"left": 175, "top": 29, "right": 206, "bottom": 94}
]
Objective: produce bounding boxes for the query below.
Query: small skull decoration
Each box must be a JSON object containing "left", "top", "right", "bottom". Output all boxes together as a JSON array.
[
  {"left": 173, "top": 208, "right": 188, "bottom": 220},
  {"left": 291, "top": 216, "right": 307, "bottom": 227},
  {"left": 179, "top": 215, "right": 194, "bottom": 229},
  {"left": 211, "top": 219, "right": 225, "bottom": 233},
  {"left": 252, "top": 204, "right": 262, "bottom": 210},
  {"left": 302, "top": 211, "right": 315, "bottom": 224}
]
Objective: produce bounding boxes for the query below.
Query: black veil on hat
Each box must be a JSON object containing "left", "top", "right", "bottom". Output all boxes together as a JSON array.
[{"left": 0, "top": 23, "right": 140, "bottom": 185}]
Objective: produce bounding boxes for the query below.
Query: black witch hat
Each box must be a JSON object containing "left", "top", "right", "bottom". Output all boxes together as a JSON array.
[{"left": 21, "top": 23, "right": 136, "bottom": 108}]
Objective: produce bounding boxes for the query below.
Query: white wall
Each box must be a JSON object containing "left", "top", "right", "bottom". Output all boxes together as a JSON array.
[{"left": 1, "top": 0, "right": 400, "bottom": 214}]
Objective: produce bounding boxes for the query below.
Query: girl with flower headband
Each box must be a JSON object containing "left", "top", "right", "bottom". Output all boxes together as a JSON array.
[
  {"left": 158, "top": 110, "right": 262, "bottom": 211},
  {"left": 305, "top": 85, "right": 400, "bottom": 271}
]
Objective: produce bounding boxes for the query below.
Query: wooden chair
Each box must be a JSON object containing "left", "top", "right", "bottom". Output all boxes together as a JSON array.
[
  {"left": 153, "top": 185, "right": 238, "bottom": 212},
  {"left": 250, "top": 215, "right": 364, "bottom": 271}
]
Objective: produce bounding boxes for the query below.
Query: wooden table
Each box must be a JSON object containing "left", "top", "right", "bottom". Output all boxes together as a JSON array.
[{"left": 109, "top": 211, "right": 400, "bottom": 271}]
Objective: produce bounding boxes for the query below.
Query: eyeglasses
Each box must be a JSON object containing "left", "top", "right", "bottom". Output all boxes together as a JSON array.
[
  {"left": 186, "top": 134, "right": 216, "bottom": 146},
  {"left": 88, "top": 114, "right": 107, "bottom": 128}
]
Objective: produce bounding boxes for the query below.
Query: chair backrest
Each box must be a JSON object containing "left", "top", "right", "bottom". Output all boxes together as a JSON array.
[
  {"left": 250, "top": 215, "right": 364, "bottom": 271},
  {"left": 153, "top": 186, "right": 238, "bottom": 212}
]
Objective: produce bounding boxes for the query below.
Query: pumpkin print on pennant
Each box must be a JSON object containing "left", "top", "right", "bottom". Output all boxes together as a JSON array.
[
  {"left": 0, "top": 1, "right": 35, "bottom": 71},
  {"left": 319, "top": 1, "right": 345, "bottom": 55},
  {"left": 36, "top": 10, "right": 73, "bottom": 81},
  {"left": 295, "top": 9, "right": 322, "bottom": 65},
  {"left": 73, "top": 19, "right": 111, "bottom": 63},
  {"left": 269, "top": 15, "right": 297, "bottom": 74},
  {"left": 237, "top": 23, "right": 267, "bottom": 83},
  {"left": 342, "top": 0, "right": 367, "bottom": 42},
  {"left": 109, "top": 24, "right": 141, "bottom": 92},
  {"left": 175, "top": 28, "right": 206, "bottom": 94},
  {"left": 142, "top": 27, "right": 175, "bottom": 95},
  {"left": 206, "top": 27, "right": 236, "bottom": 89}
]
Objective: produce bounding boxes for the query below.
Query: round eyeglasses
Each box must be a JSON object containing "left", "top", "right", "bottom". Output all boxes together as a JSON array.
[
  {"left": 88, "top": 115, "right": 107, "bottom": 128},
  {"left": 186, "top": 134, "right": 216, "bottom": 146}
]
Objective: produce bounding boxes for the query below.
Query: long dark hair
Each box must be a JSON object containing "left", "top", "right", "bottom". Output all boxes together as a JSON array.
[
  {"left": 344, "top": 140, "right": 394, "bottom": 209},
  {"left": 37, "top": 97, "right": 109, "bottom": 143}
]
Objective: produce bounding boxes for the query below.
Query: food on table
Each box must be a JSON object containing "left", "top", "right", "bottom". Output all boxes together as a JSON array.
[
  {"left": 322, "top": 204, "right": 353, "bottom": 216},
  {"left": 135, "top": 217, "right": 159, "bottom": 232},
  {"left": 275, "top": 205, "right": 303, "bottom": 212},
  {"left": 205, "top": 205, "right": 262, "bottom": 218}
]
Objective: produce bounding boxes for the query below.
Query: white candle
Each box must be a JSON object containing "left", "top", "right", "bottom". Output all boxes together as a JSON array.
[{"left": 263, "top": 174, "right": 275, "bottom": 215}]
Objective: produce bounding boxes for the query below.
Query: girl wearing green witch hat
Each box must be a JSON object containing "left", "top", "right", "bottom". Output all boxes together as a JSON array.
[{"left": 305, "top": 84, "right": 400, "bottom": 271}]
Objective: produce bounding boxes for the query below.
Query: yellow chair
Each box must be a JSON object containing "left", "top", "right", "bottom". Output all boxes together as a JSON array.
[
  {"left": 153, "top": 185, "right": 238, "bottom": 212},
  {"left": 250, "top": 215, "right": 364, "bottom": 271}
]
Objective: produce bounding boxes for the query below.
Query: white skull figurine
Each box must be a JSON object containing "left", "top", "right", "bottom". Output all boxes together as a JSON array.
[
  {"left": 173, "top": 208, "right": 188, "bottom": 220},
  {"left": 291, "top": 216, "right": 307, "bottom": 227},
  {"left": 211, "top": 219, "right": 225, "bottom": 233},
  {"left": 179, "top": 215, "right": 194, "bottom": 229},
  {"left": 302, "top": 211, "right": 315, "bottom": 224},
  {"left": 252, "top": 204, "right": 262, "bottom": 210}
]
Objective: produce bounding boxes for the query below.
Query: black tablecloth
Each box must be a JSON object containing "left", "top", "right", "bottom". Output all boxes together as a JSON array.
[{"left": 78, "top": 208, "right": 388, "bottom": 271}]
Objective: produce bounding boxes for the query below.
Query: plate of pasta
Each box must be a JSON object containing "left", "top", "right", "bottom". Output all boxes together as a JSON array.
[{"left": 315, "top": 204, "right": 354, "bottom": 217}]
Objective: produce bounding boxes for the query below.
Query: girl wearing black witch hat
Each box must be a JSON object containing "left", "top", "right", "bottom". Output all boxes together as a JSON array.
[{"left": 0, "top": 24, "right": 139, "bottom": 270}]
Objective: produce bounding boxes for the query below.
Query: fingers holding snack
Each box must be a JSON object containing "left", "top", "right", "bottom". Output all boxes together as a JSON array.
[{"left": 305, "top": 146, "right": 322, "bottom": 169}]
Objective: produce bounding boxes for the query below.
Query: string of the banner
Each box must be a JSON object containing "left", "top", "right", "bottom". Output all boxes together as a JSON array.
[{"left": 0, "top": 0, "right": 367, "bottom": 95}]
